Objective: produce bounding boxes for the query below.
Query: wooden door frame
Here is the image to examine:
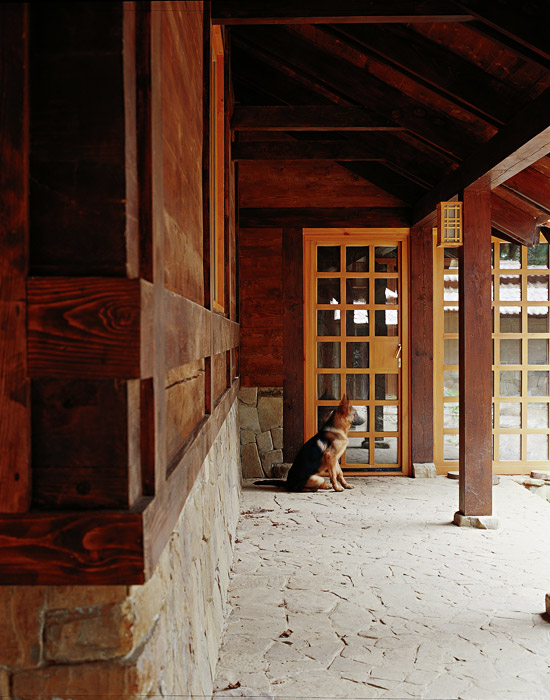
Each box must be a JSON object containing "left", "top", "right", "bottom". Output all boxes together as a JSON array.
[{"left": 303, "top": 228, "right": 411, "bottom": 476}]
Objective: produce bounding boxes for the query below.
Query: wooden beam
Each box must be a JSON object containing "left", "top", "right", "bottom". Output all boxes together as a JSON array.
[
  {"left": 491, "top": 192, "right": 544, "bottom": 247},
  {"left": 0, "top": 3, "right": 31, "bottom": 513},
  {"left": 503, "top": 167, "right": 550, "bottom": 215},
  {"left": 212, "top": 0, "right": 473, "bottom": 24},
  {"left": 458, "top": 185, "right": 493, "bottom": 517},
  {"left": 232, "top": 106, "right": 405, "bottom": 132},
  {"left": 334, "top": 24, "right": 516, "bottom": 126},
  {"left": 412, "top": 87, "right": 550, "bottom": 225},
  {"left": 466, "top": 20, "right": 550, "bottom": 71},
  {"left": 27, "top": 278, "right": 141, "bottom": 379},
  {"left": 232, "top": 141, "right": 385, "bottom": 161},
  {"left": 240, "top": 207, "right": 411, "bottom": 228},
  {"left": 283, "top": 228, "right": 305, "bottom": 462},
  {"left": 410, "top": 225, "right": 434, "bottom": 465}
]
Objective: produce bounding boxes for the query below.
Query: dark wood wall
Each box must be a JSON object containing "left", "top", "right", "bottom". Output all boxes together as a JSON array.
[{"left": 0, "top": 1, "right": 239, "bottom": 584}]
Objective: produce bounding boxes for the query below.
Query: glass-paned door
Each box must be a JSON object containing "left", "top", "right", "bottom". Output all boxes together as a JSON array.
[{"left": 304, "top": 229, "right": 409, "bottom": 474}]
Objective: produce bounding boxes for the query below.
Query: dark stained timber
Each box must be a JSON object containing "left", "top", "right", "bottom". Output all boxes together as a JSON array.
[
  {"left": 240, "top": 208, "right": 410, "bottom": 228},
  {"left": 212, "top": 0, "right": 474, "bottom": 24},
  {"left": 491, "top": 193, "right": 543, "bottom": 247},
  {"left": 232, "top": 141, "right": 385, "bottom": 161},
  {"left": 232, "top": 106, "right": 405, "bottom": 131},
  {"left": 503, "top": 167, "right": 550, "bottom": 215}
]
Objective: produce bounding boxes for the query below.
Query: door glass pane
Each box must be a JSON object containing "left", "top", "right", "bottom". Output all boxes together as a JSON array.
[
  {"left": 318, "top": 309, "right": 340, "bottom": 336},
  {"left": 346, "top": 374, "right": 369, "bottom": 400},
  {"left": 500, "top": 339, "right": 521, "bottom": 365},
  {"left": 317, "top": 406, "right": 336, "bottom": 431},
  {"left": 528, "top": 370, "right": 549, "bottom": 397},
  {"left": 317, "top": 246, "right": 340, "bottom": 272},
  {"left": 528, "top": 339, "right": 548, "bottom": 365},
  {"left": 444, "top": 309, "right": 458, "bottom": 332},
  {"left": 317, "top": 278, "right": 340, "bottom": 304},
  {"left": 526, "top": 434, "right": 549, "bottom": 460},
  {"left": 444, "top": 339, "right": 458, "bottom": 365},
  {"left": 528, "top": 243, "right": 548, "bottom": 269},
  {"left": 444, "top": 370, "right": 459, "bottom": 397},
  {"left": 346, "top": 309, "right": 369, "bottom": 336},
  {"left": 443, "top": 403, "right": 459, "bottom": 428},
  {"left": 350, "top": 405, "right": 369, "bottom": 432},
  {"left": 374, "top": 405, "right": 398, "bottom": 432},
  {"left": 317, "top": 374, "right": 340, "bottom": 401},
  {"left": 375, "top": 437, "right": 398, "bottom": 464},
  {"left": 499, "top": 433, "right": 521, "bottom": 460},
  {"left": 443, "top": 434, "right": 459, "bottom": 460},
  {"left": 499, "top": 402, "right": 521, "bottom": 428},
  {"left": 444, "top": 249, "right": 459, "bottom": 268},
  {"left": 346, "top": 246, "right": 368, "bottom": 273},
  {"left": 375, "top": 246, "right": 398, "bottom": 272},
  {"left": 528, "top": 307, "right": 549, "bottom": 333},
  {"left": 346, "top": 342, "right": 369, "bottom": 368},
  {"left": 317, "top": 342, "right": 341, "bottom": 368},
  {"left": 443, "top": 277, "right": 458, "bottom": 302},
  {"left": 346, "top": 278, "right": 369, "bottom": 304},
  {"left": 500, "top": 308, "right": 521, "bottom": 333},
  {"left": 527, "top": 275, "right": 549, "bottom": 301},
  {"left": 499, "top": 275, "right": 521, "bottom": 301},
  {"left": 500, "top": 370, "right": 521, "bottom": 396},
  {"left": 375, "top": 309, "right": 398, "bottom": 336},
  {"left": 374, "top": 278, "right": 399, "bottom": 305},
  {"left": 500, "top": 243, "right": 521, "bottom": 269},
  {"left": 375, "top": 374, "right": 398, "bottom": 400},
  {"left": 346, "top": 438, "right": 369, "bottom": 464},
  {"left": 527, "top": 403, "right": 549, "bottom": 428}
]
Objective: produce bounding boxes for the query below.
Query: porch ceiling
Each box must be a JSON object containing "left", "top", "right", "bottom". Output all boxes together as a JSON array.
[{"left": 220, "top": 0, "right": 550, "bottom": 244}]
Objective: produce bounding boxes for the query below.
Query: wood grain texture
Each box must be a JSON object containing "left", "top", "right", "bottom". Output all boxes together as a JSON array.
[
  {"left": 458, "top": 186, "right": 493, "bottom": 516},
  {"left": 164, "top": 290, "right": 211, "bottom": 371},
  {"left": 232, "top": 105, "right": 404, "bottom": 131},
  {"left": 212, "top": 0, "right": 473, "bottom": 24},
  {"left": 233, "top": 141, "right": 385, "bottom": 161},
  {"left": 491, "top": 192, "right": 542, "bottom": 246},
  {"left": 27, "top": 278, "right": 140, "bottom": 378},
  {"left": 240, "top": 207, "right": 411, "bottom": 228},
  {"left": 0, "top": 3, "right": 31, "bottom": 512},
  {"left": 283, "top": 228, "right": 304, "bottom": 462},
  {"left": 239, "top": 228, "right": 283, "bottom": 385},
  {"left": 410, "top": 226, "right": 434, "bottom": 464},
  {"left": 0, "top": 512, "right": 144, "bottom": 585},
  {"left": 503, "top": 166, "right": 550, "bottom": 215},
  {"left": 29, "top": 2, "right": 127, "bottom": 276}
]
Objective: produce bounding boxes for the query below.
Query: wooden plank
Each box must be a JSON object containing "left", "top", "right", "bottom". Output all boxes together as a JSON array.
[
  {"left": 503, "top": 167, "right": 550, "bottom": 215},
  {"left": 283, "top": 228, "right": 304, "bottom": 462},
  {"left": 27, "top": 278, "right": 140, "bottom": 378},
  {"left": 164, "top": 291, "right": 211, "bottom": 371},
  {"left": 491, "top": 192, "right": 543, "bottom": 247},
  {"left": 0, "top": 3, "right": 30, "bottom": 513},
  {"left": 232, "top": 106, "right": 405, "bottom": 131},
  {"left": 413, "top": 87, "right": 550, "bottom": 225},
  {"left": 140, "top": 378, "right": 155, "bottom": 497},
  {"left": 0, "top": 512, "right": 144, "bottom": 585},
  {"left": 410, "top": 226, "right": 434, "bottom": 465},
  {"left": 240, "top": 208, "right": 411, "bottom": 228},
  {"left": 233, "top": 141, "right": 385, "bottom": 161},
  {"left": 143, "top": 379, "right": 238, "bottom": 577},
  {"left": 123, "top": 1, "right": 139, "bottom": 279},
  {"left": 212, "top": 0, "right": 473, "bottom": 24},
  {"left": 31, "top": 378, "right": 129, "bottom": 510},
  {"left": 458, "top": 186, "right": 493, "bottom": 516},
  {"left": 212, "top": 314, "right": 239, "bottom": 355}
]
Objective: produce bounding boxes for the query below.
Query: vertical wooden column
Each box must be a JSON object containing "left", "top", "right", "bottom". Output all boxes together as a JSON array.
[
  {"left": 0, "top": 3, "right": 31, "bottom": 512},
  {"left": 283, "top": 227, "right": 304, "bottom": 462},
  {"left": 458, "top": 185, "right": 493, "bottom": 517},
  {"left": 410, "top": 224, "right": 434, "bottom": 468}
]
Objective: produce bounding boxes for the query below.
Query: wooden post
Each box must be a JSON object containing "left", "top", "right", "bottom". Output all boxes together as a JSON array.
[
  {"left": 457, "top": 185, "right": 493, "bottom": 520},
  {"left": 283, "top": 227, "right": 304, "bottom": 462},
  {"left": 410, "top": 224, "right": 434, "bottom": 469}
]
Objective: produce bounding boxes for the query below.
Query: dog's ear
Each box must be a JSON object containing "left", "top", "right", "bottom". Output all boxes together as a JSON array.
[{"left": 340, "top": 394, "right": 349, "bottom": 406}]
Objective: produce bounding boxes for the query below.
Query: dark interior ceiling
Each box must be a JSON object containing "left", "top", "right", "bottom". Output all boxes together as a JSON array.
[{"left": 213, "top": 0, "right": 550, "bottom": 244}]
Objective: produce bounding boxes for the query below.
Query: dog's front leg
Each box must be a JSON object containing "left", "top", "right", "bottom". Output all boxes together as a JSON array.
[{"left": 323, "top": 452, "right": 344, "bottom": 492}]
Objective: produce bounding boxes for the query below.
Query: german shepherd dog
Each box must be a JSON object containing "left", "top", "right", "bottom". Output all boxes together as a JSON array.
[{"left": 257, "top": 395, "right": 356, "bottom": 492}]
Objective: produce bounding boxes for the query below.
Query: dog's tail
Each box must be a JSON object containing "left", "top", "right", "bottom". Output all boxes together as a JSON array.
[{"left": 253, "top": 479, "right": 287, "bottom": 488}]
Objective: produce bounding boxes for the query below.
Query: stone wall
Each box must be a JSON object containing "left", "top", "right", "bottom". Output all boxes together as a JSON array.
[
  {"left": 239, "top": 387, "right": 290, "bottom": 478},
  {"left": 1, "top": 402, "right": 241, "bottom": 700}
]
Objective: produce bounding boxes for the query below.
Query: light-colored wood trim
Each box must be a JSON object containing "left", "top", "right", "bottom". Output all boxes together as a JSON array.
[{"left": 304, "top": 228, "right": 410, "bottom": 476}]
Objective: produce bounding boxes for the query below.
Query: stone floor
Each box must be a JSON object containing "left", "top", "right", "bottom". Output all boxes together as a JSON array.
[{"left": 212, "top": 476, "right": 550, "bottom": 700}]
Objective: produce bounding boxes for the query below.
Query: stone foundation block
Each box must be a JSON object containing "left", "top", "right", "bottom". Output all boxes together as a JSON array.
[
  {"left": 241, "top": 443, "right": 263, "bottom": 478},
  {"left": 453, "top": 511, "right": 499, "bottom": 530},
  {"left": 240, "top": 429, "right": 255, "bottom": 445},
  {"left": 271, "top": 462, "right": 291, "bottom": 479},
  {"left": 0, "top": 670, "right": 10, "bottom": 697},
  {"left": 257, "top": 396, "right": 283, "bottom": 432},
  {"left": 261, "top": 449, "right": 284, "bottom": 475},
  {"left": 238, "top": 387, "right": 258, "bottom": 405},
  {"left": 256, "top": 430, "right": 273, "bottom": 454},
  {"left": 413, "top": 462, "right": 436, "bottom": 478},
  {"left": 0, "top": 587, "right": 46, "bottom": 669},
  {"left": 531, "top": 470, "right": 550, "bottom": 481},
  {"left": 546, "top": 593, "right": 550, "bottom": 616},
  {"left": 271, "top": 427, "right": 283, "bottom": 449},
  {"left": 239, "top": 403, "right": 261, "bottom": 432}
]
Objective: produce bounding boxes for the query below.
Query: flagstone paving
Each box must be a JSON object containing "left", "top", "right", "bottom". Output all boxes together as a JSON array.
[{"left": 212, "top": 476, "right": 550, "bottom": 700}]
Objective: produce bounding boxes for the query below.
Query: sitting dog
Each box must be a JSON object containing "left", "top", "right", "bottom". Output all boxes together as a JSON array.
[{"left": 256, "top": 395, "right": 356, "bottom": 492}]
